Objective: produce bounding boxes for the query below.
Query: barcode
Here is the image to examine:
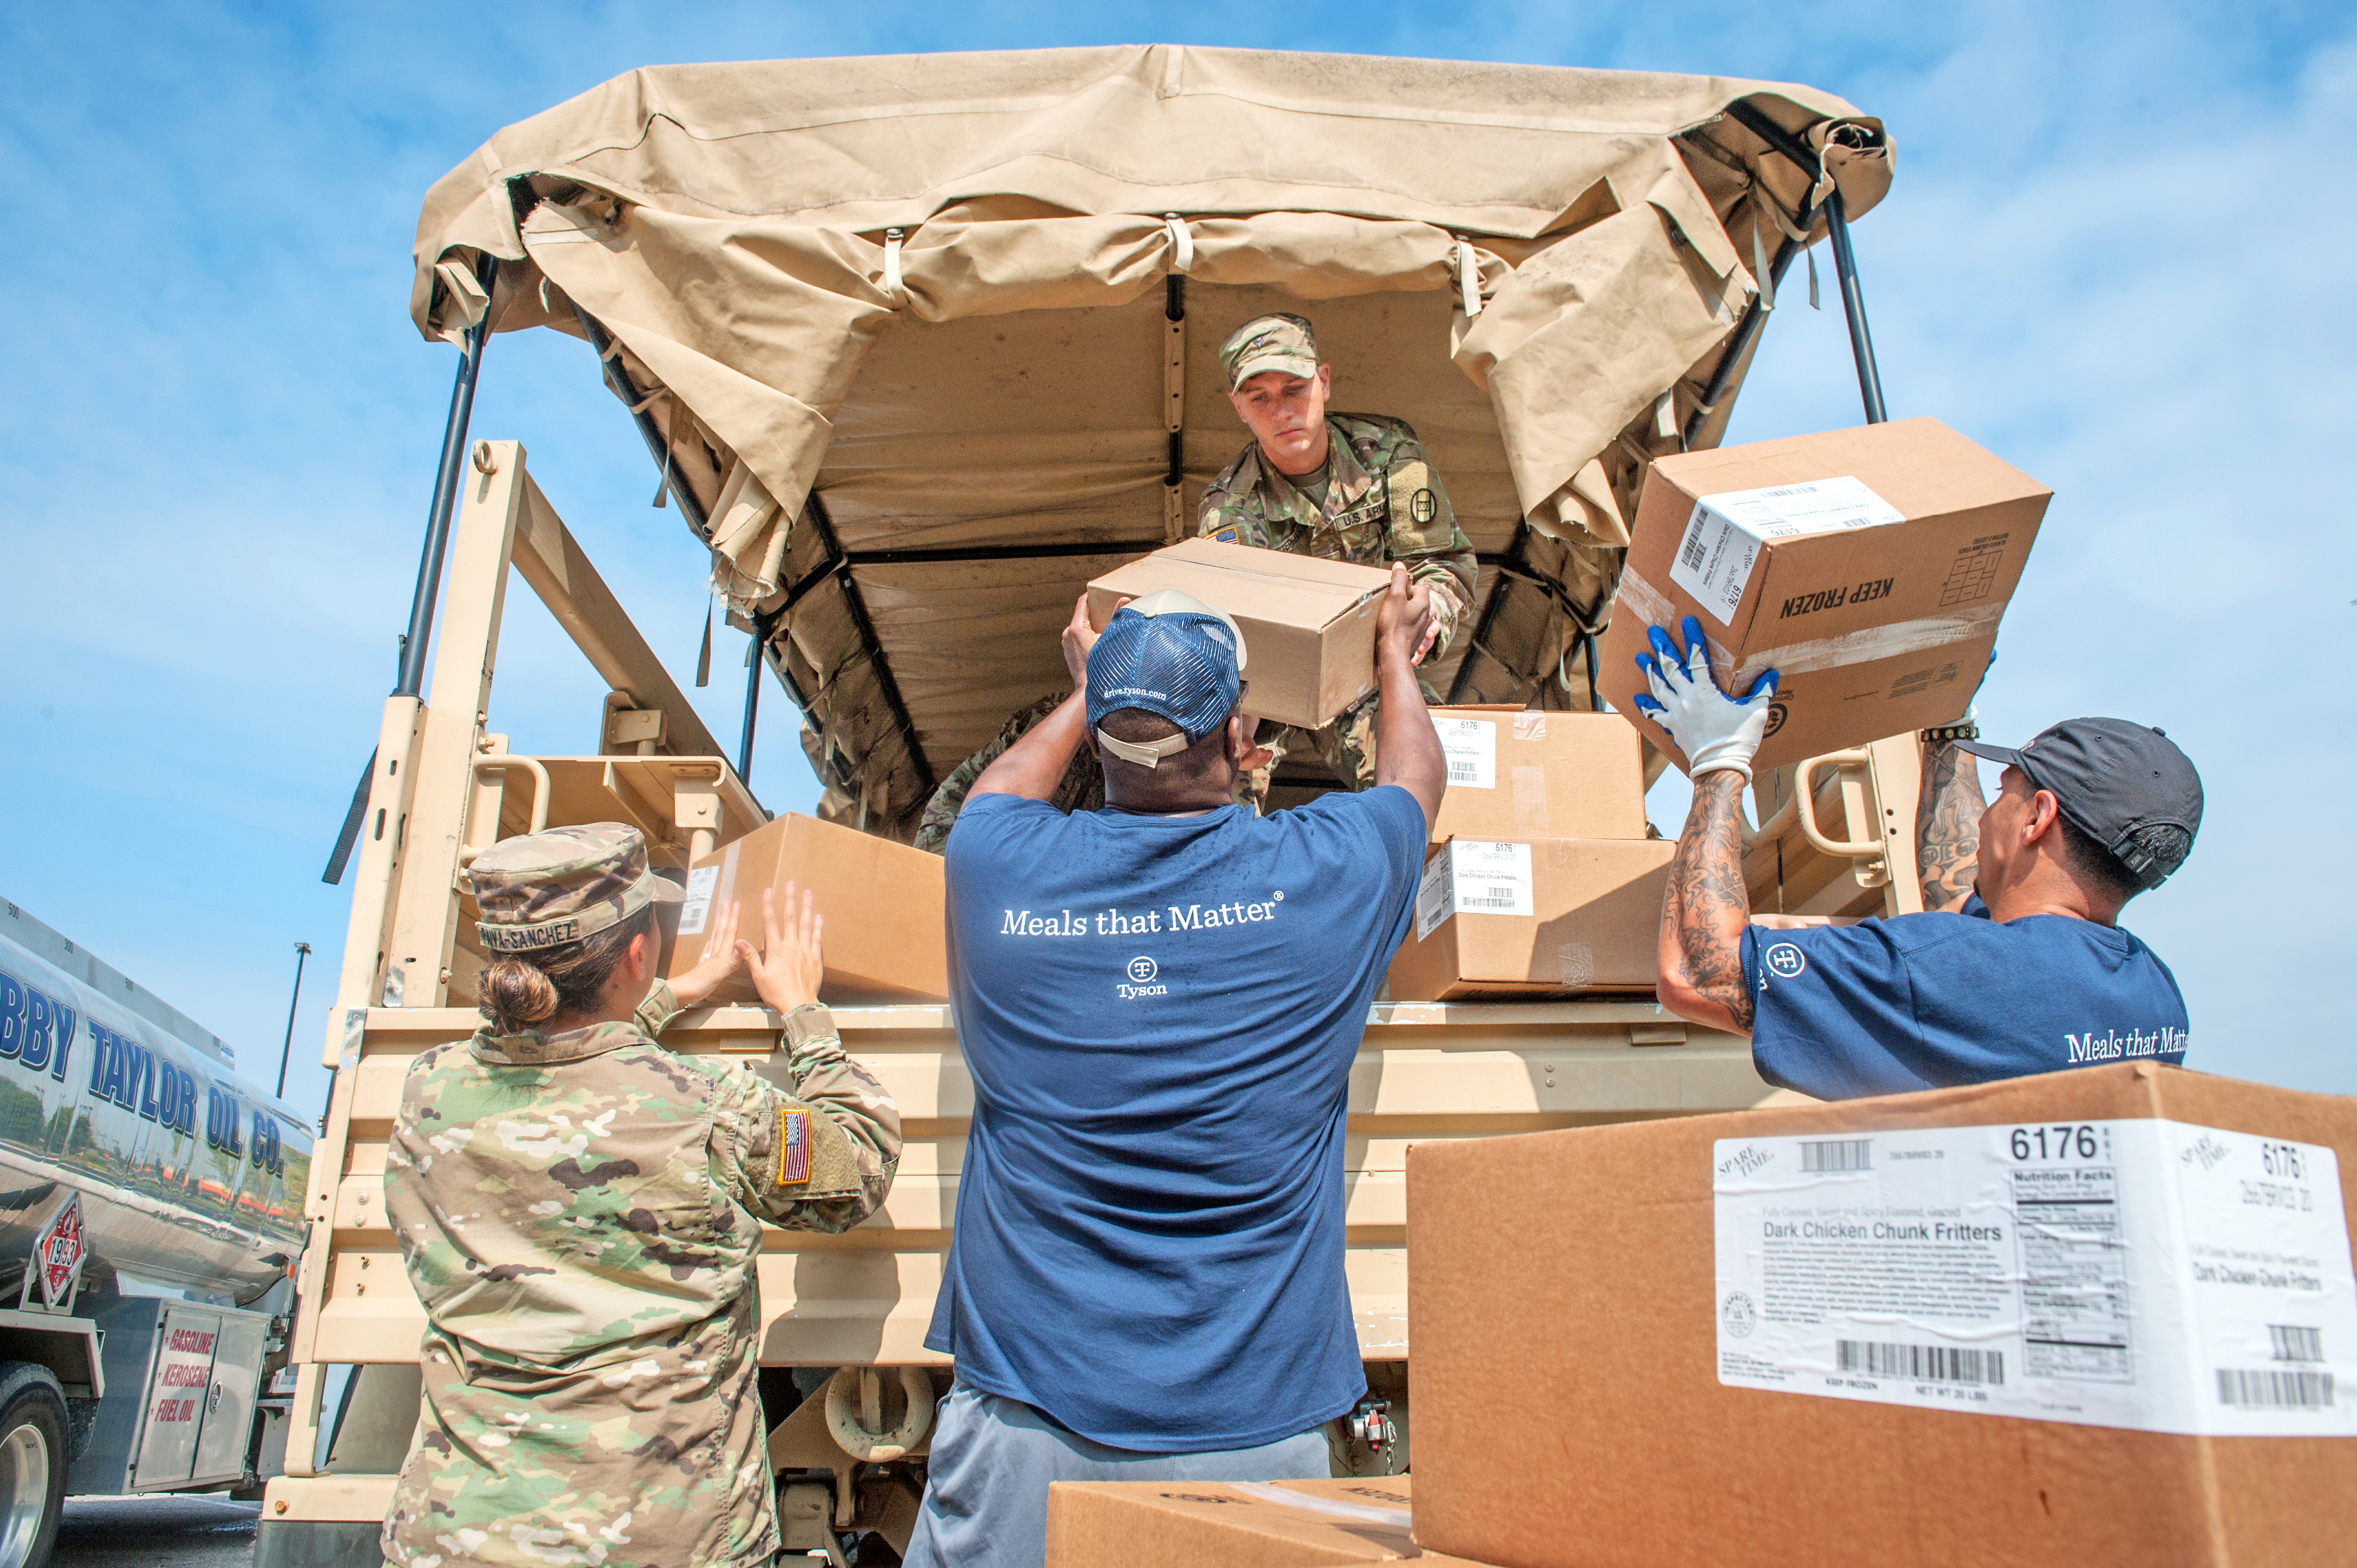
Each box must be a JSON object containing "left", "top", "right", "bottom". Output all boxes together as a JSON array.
[
  {"left": 1679, "top": 521, "right": 1710, "bottom": 570},
  {"left": 1800, "top": 1138, "right": 1871, "bottom": 1173},
  {"left": 1447, "top": 759, "right": 1480, "bottom": 782},
  {"left": 2217, "top": 1368, "right": 2335, "bottom": 1409},
  {"left": 1837, "top": 1340, "right": 2004, "bottom": 1386},
  {"left": 1459, "top": 893, "right": 1520, "bottom": 911},
  {"left": 2269, "top": 1325, "right": 2325, "bottom": 1363}
]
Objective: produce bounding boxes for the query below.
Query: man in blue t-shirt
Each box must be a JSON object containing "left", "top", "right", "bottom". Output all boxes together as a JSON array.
[
  {"left": 902, "top": 568, "right": 1446, "bottom": 1568},
  {"left": 1633, "top": 617, "right": 2202, "bottom": 1101}
]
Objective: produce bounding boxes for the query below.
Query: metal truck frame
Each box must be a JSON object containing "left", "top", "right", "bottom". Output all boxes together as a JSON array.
[{"left": 257, "top": 462, "right": 1916, "bottom": 1566}]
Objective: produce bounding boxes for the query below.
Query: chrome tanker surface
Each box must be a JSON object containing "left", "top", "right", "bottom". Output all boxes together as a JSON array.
[{"left": 0, "top": 914, "right": 310, "bottom": 1307}]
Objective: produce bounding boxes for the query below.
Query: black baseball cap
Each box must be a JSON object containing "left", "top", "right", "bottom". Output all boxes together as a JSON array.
[{"left": 1957, "top": 718, "right": 2202, "bottom": 889}]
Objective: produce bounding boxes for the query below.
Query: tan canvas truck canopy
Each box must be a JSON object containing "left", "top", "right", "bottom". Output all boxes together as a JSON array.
[{"left": 408, "top": 44, "right": 1891, "bottom": 837}]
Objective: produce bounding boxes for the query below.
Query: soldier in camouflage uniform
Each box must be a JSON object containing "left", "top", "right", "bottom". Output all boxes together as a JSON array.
[
  {"left": 913, "top": 694, "right": 1105, "bottom": 854},
  {"left": 1197, "top": 314, "right": 1476, "bottom": 810},
  {"left": 380, "top": 824, "right": 900, "bottom": 1568}
]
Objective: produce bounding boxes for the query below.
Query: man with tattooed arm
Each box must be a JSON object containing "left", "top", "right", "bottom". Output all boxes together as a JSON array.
[{"left": 1633, "top": 617, "right": 2201, "bottom": 1100}]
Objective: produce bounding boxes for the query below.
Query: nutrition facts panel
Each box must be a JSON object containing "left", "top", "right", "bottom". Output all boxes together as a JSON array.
[{"left": 2014, "top": 1163, "right": 2135, "bottom": 1382}]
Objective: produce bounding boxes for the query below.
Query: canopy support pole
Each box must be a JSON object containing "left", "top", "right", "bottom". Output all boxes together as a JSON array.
[
  {"left": 397, "top": 252, "right": 502, "bottom": 699},
  {"left": 571, "top": 306, "right": 712, "bottom": 533},
  {"left": 325, "top": 250, "right": 500, "bottom": 884},
  {"left": 805, "top": 493, "right": 938, "bottom": 811},
  {"left": 1446, "top": 530, "right": 1526, "bottom": 704},
  {"left": 1823, "top": 190, "right": 1887, "bottom": 423},
  {"left": 1721, "top": 100, "right": 1886, "bottom": 424},
  {"left": 738, "top": 614, "right": 766, "bottom": 787}
]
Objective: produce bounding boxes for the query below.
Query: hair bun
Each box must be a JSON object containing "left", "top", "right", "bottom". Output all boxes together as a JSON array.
[{"left": 481, "top": 960, "right": 560, "bottom": 1032}]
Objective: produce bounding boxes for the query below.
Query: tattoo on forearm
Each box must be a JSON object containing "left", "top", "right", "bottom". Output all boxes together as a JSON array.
[
  {"left": 1917, "top": 741, "right": 1985, "bottom": 911},
  {"left": 1668, "top": 772, "right": 1756, "bottom": 1030}
]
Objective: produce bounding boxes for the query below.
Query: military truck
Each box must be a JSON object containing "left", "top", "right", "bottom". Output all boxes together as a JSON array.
[
  {"left": 259, "top": 46, "right": 1909, "bottom": 1566},
  {"left": 0, "top": 903, "right": 313, "bottom": 1568}
]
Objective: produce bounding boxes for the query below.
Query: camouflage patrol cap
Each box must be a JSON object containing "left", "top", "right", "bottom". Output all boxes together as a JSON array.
[
  {"left": 1219, "top": 313, "right": 1320, "bottom": 390},
  {"left": 467, "top": 823, "right": 682, "bottom": 955}
]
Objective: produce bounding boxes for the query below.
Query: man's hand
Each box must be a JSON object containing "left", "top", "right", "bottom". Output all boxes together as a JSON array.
[
  {"left": 1631, "top": 616, "right": 1778, "bottom": 781},
  {"left": 1062, "top": 593, "right": 1125, "bottom": 688},
  {"left": 1371, "top": 564, "right": 1445, "bottom": 831},
  {"left": 668, "top": 897, "right": 745, "bottom": 1009},
  {"left": 741, "top": 884, "right": 824, "bottom": 1014},
  {"left": 1375, "top": 563, "right": 1433, "bottom": 669}
]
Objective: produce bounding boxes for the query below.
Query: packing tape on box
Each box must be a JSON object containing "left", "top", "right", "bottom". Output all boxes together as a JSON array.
[
  {"left": 1556, "top": 941, "right": 1596, "bottom": 988},
  {"left": 1616, "top": 569, "right": 2006, "bottom": 687},
  {"left": 1116, "top": 555, "right": 1384, "bottom": 602},
  {"left": 1226, "top": 1482, "right": 1412, "bottom": 1530},
  {"left": 1511, "top": 765, "right": 1550, "bottom": 834}
]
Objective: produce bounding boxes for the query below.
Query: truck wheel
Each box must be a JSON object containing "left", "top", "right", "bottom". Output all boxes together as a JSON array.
[{"left": 0, "top": 1368, "right": 66, "bottom": 1568}]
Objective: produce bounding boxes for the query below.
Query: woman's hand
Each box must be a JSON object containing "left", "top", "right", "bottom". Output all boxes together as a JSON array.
[
  {"left": 742, "top": 884, "right": 824, "bottom": 1013},
  {"left": 666, "top": 898, "right": 745, "bottom": 1009}
]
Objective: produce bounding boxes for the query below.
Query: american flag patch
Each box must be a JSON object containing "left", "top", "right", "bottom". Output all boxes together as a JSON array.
[{"left": 776, "top": 1107, "right": 812, "bottom": 1185}]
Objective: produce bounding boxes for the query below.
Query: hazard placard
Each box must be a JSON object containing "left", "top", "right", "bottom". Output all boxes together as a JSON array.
[{"left": 34, "top": 1197, "right": 85, "bottom": 1309}]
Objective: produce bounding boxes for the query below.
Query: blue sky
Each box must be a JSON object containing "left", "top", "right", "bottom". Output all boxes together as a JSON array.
[{"left": 4, "top": 2, "right": 2353, "bottom": 1118}]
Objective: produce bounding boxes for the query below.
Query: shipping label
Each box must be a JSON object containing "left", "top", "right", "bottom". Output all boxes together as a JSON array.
[
  {"left": 1414, "top": 840, "right": 1533, "bottom": 941},
  {"left": 677, "top": 865, "right": 722, "bottom": 937},
  {"left": 1669, "top": 476, "right": 1907, "bottom": 627},
  {"left": 1433, "top": 717, "right": 1497, "bottom": 790},
  {"left": 1712, "top": 1119, "right": 2357, "bottom": 1435}
]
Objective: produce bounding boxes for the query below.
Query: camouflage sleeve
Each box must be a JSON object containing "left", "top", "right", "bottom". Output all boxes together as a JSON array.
[
  {"left": 631, "top": 979, "right": 681, "bottom": 1039},
  {"left": 915, "top": 696, "right": 1070, "bottom": 854},
  {"left": 1195, "top": 481, "right": 1236, "bottom": 540},
  {"left": 709, "top": 1003, "right": 900, "bottom": 1232},
  {"left": 915, "top": 744, "right": 1007, "bottom": 854},
  {"left": 1194, "top": 450, "right": 1266, "bottom": 547},
  {"left": 1381, "top": 436, "right": 1478, "bottom": 658}
]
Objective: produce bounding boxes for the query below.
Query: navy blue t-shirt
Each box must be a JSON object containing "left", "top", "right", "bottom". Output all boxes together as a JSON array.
[
  {"left": 927, "top": 786, "right": 1427, "bottom": 1451},
  {"left": 1742, "top": 895, "right": 2189, "bottom": 1101}
]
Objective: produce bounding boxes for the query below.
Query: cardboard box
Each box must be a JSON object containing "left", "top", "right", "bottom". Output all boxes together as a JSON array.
[
  {"left": 1046, "top": 1476, "right": 1491, "bottom": 1568},
  {"left": 1599, "top": 417, "right": 2050, "bottom": 775},
  {"left": 663, "top": 813, "right": 948, "bottom": 1003},
  {"left": 1088, "top": 539, "right": 1393, "bottom": 731},
  {"left": 1427, "top": 708, "right": 1648, "bottom": 844},
  {"left": 1407, "top": 1062, "right": 2357, "bottom": 1568},
  {"left": 1385, "top": 838, "right": 1671, "bottom": 1000}
]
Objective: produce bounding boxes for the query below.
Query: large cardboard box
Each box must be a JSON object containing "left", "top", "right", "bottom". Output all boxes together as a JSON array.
[
  {"left": 1599, "top": 417, "right": 2050, "bottom": 775},
  {"left": 1427, "top": 709, "right": 1648, "bottom": 844},
  {"left": 1046, "top": 1476, "right": 1490, "bottom": 1568},
  {"left": 663, "top": 813, "right": 948, "bottom": 1004},
  {"left": 1385, "top": 838, "right": 1671, "bottom": 1000},
  {"left": 1407, "top": 1062, "right": 2357, "bottom": 1568},
  {"left": 1088, "top": 539, "right": 1393, "bottom": 731}
]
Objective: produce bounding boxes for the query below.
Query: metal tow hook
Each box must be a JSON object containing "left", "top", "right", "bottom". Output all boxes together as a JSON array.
[{"left": 1345, "top": 1396, "right": 1397, "bottom": 1473}]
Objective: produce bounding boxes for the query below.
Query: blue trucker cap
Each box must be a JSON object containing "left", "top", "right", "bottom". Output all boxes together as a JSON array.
[{"left": 1085, "top": 590, "right": 1248, "bottom": 760}]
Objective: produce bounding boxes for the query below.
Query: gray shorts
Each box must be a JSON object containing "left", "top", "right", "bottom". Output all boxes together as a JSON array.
[{"left": 900, "top": 1379, "right": 1331, "bottom": 1568}]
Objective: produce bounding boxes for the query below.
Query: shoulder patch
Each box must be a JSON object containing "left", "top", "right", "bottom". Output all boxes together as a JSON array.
[
  {"left": 1209, "top": 525, "right": 1240, "bottom": 544},
  {"left": 1409, "top": 488, "right": 1438, "bottom": 524},
  {"left": 777, "top": 1106, "right": 812, "bottom": 1185}
]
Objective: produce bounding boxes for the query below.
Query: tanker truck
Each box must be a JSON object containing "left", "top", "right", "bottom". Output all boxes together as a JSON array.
[
  {"left": 259, "top": 46, "right": 1908, "bottom": 1567},
  {"left": 0, "top": 899, "right": 312, "bottom": 1568}
]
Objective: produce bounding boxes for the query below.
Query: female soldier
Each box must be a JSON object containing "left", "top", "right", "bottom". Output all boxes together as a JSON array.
[{"left": 379, "top": 824, "right": 899, "bottom": 1568}]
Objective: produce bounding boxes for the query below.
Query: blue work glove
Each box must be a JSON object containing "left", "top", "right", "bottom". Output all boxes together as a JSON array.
[{"left": 1630, "top": 616, "right": 1779, "bottom": 782}]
